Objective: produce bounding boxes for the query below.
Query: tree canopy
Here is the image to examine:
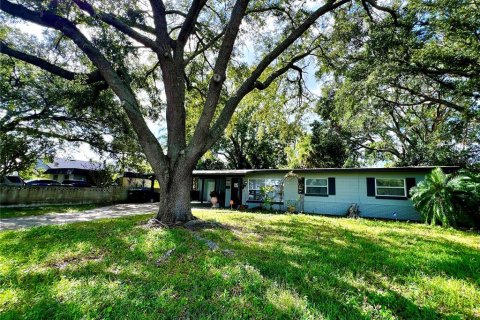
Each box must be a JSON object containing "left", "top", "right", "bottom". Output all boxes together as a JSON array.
[
  {"left": 314, "top": 0, "right": 480, "bottom": 167},
  {"left": 205, "top": 81, "right": 307, "bottom": 169}
]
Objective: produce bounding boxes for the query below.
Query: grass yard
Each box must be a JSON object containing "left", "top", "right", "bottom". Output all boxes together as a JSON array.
[
  {"left": 0, "top": 210, "right": 479, "bottom": 319},
  {"left": 0, "top": 204, "right": 110, "bottom": 219}
]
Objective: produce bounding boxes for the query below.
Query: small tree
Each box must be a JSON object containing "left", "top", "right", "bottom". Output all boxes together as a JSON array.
[
  {"left": 411, "top": 168, "right": 480, "bottom": 228},
  {"left": 260, "top": 185, "right": 275, "bottom": 211},
  {"left": 411, "top": 168, "right": 457, "bottom": 226},
  {"left": 88, "top": 164, "right": 117, "bottom": 187}
]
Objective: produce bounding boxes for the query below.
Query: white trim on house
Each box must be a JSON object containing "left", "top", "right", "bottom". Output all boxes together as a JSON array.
[
  {"left": 375, "top": 178, "right": 407, "bottom": 197},
  {"left": 304, "top": 178, "right": 328, "bottom": 196}
]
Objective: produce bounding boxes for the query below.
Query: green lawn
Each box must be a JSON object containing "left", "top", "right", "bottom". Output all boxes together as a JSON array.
[
  {"left": 0, "top": 204, "right": 110, "bottom": 219},
  {"left": 0, "top": 210, "right": 479, "bottom": 319}
]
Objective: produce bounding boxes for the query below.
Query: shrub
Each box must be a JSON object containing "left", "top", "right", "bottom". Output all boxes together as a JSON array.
[
  {"left": 411, "top": 168, "right": 480, "bottom": 228},
  {"left": 450, "top": 171, "right": 480, "bottom": 228},
  {"left": 260, "top": 185, "right": 275, "bottom": 210}
]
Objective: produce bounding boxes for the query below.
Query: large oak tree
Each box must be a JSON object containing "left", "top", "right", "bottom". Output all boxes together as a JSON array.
[{"left": 0, "top": 0, "right": 395, "bottom": 224}]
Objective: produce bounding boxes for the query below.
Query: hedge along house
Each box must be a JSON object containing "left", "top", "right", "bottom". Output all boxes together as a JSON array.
[{"left": 192, "top": 167, "right": 458, "bottom": 221}]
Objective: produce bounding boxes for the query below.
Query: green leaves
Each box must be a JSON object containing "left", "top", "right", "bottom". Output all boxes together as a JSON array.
[
  {"left": 204, "top": 81, "right": 305, "bottom": 169},
  {"left": 411, "top": 168, "right": 480, "bottom": 228},
  {"left": 313, "top": 0, "right": 480, "bottom": 166},
  {"left": 0, "top": 132, "right": 40, "bottom": 176}
]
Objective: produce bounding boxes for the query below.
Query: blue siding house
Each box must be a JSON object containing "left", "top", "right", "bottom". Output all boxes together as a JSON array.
[{"left": 192, "top": 167, "right": 458, "bottom": 221}]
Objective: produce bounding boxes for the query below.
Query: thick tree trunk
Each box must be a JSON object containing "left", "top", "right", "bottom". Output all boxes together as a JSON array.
[{"left": 155, "top": 170, "right": 195, "bottom": 225}]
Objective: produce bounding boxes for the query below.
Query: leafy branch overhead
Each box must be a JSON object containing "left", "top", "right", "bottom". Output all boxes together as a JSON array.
[{"left": 313, "top": 0, "right": 480, "bottom": 167}]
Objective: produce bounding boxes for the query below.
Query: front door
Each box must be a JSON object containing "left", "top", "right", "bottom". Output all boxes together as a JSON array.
[
  {"left": 230, "top": 177, "right": 242, "bottom": 207},
  {"left": 204, "top": 179, "right": 216, "bottom": 202}
]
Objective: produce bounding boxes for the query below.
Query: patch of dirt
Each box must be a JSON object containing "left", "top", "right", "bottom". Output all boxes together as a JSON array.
[
  {"left": 229, "top": 284, "right": 243, "bottom": 296},
  {"left": 50, "top": 254, "right": 103, "bottom": 270}
]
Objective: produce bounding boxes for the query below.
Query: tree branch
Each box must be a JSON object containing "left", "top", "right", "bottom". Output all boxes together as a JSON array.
[
  {"left": 185, "top": 28, "right": 226, "bottom": 64},
  {"left": 254, "top": 51, "right": 313, "bottom": 90},
  {"left": 1, "top": 0, "right": 168, "bottom": 170},
  {"left": 177, "top": 0, "right": 207, "bottom": 46},
  {"left": 0, "top": 41, "right": 103, "bottom": 84},
  {"left": 148, "top": 0, "right": 174, "bottom": 49},
  {"left": 358, "top": 142, "right": 402, "bottom": 158},
  {"left": 364, "top": 0, "right": 398, "bottom": 25},
  {"left": 202, "top": 0, "right": 351, "bottom": 154},
  {"left": 246, "top": 5, "right": 296, "bottom": 25},
  {"left": 396, "top": 84, "right": 466, "bottom": 113},
  {"left": 165, "top": 9, "right": 188, "bottom": 17},
  {"left": 72, "top": 0, "right": 162, "bottom": 52},
  {"left": 186, "top": 0, "right": 250, "bottom": 162}
]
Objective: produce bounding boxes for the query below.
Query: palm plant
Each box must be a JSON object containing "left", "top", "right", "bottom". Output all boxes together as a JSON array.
[
  {"left": 453, "top": 170, "right": 480, "bottom": 196},
  {"left": 411, "top": 168, "right": 480, "bottom": 227},
  {"left": 450, "top": 170, "right": 480, "bottom": 227},
  {"left": 410, "top": 168, "right": 458, "bottom": 226}
]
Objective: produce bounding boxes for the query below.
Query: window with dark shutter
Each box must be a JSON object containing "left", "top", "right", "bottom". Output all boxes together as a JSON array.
[
  {"left": 328, "top": 177, "right": 336, "bottom": 195},
  {"left": 305, "top": 178, "right": 328, "bottom": 195},
  {"left": 366, "top": 177, "right": 375, "bottom": 197},
  {"left": 298, "top": 177, "right": 305, "bottom": 194}
]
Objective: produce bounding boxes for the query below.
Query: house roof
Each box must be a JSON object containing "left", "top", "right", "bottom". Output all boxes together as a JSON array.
[
  {"left": 192, "top": 166, "right": 459, "bottom": 176},
  {"left": 45, "top": 158, "right": 104, "bottom": 171},
  {"left": 193, "top": 169, "right": 250, "bottom": 176}
]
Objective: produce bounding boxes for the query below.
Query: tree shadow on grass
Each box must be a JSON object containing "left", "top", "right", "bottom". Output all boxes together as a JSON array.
[
  {"left": 260, "top": 219, "right": 480, "bottom": 283},
  {"left": 0, "top": 215, "right": 478, "bottom": 319},
  {"left": 201, "top": 218, "right": 477, "bottom": 319}
]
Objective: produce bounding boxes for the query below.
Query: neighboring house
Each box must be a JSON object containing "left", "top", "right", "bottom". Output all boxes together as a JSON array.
[
  {"left": 42, "top": 158, "right": 104, "bottom": 183},
  {"left": 192, "top": 167, "right": 459, "bottom": 221}
]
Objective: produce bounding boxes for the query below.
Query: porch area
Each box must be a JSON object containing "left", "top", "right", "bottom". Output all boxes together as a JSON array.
[{"left": 191, "top": 170, "right": 247, "bottom": 208}]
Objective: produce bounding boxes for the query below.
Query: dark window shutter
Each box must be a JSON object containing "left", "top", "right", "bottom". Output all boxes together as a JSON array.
[
  {"left": 298, "top": 177, "right": 305, "bottom": 194},
  {"left": 406, "top": 177, "right": 416, "bottom": 198},
  {"left": 366, "top": 177, "right": 375, "bottom": 197},
  {"left": 328, "top": 177, "right": 336, "bottom": 195}
]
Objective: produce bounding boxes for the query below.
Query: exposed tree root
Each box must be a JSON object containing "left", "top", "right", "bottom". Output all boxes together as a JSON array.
[
  {"left": 156, "top": 248, "right": 175, "bottom": 266},
  {"left": 141, "top": 218, "right": 170, "bottom": 229},
  {"left": 192, "top": 233, "right": 219, "bottom": 250},
  {"left": 140, "top": 216, "right": 230, "bottom": 230},
  {"left": 183, "top": 219, "right": 229, "bottom": 231}
]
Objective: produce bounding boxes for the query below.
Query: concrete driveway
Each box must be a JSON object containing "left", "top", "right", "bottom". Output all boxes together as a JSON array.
[{"left": 0, "top": 203, "right": 159, "bottom": 231}]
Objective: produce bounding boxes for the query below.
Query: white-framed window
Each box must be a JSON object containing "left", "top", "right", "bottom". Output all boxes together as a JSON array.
[
  {"left": 305, "top": 178, "right": 328, "bottom": 196},
  {"left": 248, "top": 178, "right": 282, "bottom": 202},
  {"left": 375, "top": 178, "right": 406, "bottom": 197}
]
